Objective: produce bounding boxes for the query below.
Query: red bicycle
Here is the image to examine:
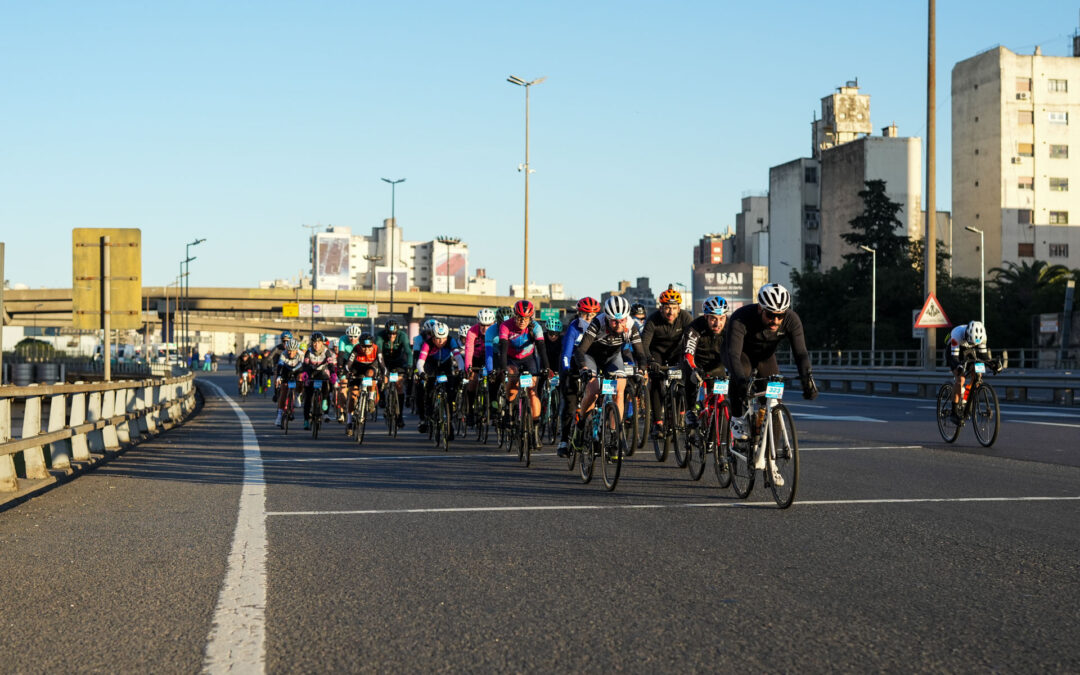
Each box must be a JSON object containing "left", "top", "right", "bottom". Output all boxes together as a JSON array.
[{"left": 685, "top": 376, "right": 732, "bottom": 485}]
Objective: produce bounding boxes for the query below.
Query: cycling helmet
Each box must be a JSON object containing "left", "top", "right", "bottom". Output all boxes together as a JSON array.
[
  {"left": 458, "top": 325, "right": 470, "bottom": 339},
  {"left": 658, "top": 288, "right": 682, "bottom": 306},
  {"left": 576, "top": 296, "right": 601, "bottom": 314},
  {"left": 310, "top": 331, "right": 326, "bottom": 343},
  {"left": 701, "top": 295, "right": 730, "bottom": 317},
  {"left": 757, "top": 283, "right": 792, "bottom": 313},
  {"left": 545, "top": 317, "right": 563, "bottom": 333},
  {"left": 359, "top": 333, "right": 375, "bottom": 347},
  {"left": 385, "top": 319, "right": 399, "bottom": 333},
  {"left": 280, "top": 330, "right": 293, "bottom": 342},
  {"left": 345, "top": 324, "right": 362, "bottom": 338},
  {"left": 477, "top": 308, "right": 496, "bottom": 326},
  {"left": 421, "top": 319, "right": 438, "bottom": 336},
  {"left": 966, "top": 320, "right": 986, "bottom": 346},
  {"left": 497, "top": 306, "right": 514, "bottom": 322},
  {"left": 603, "top": 295, "right": 631, "bottom": 320},
  {"left": 286, "top": 339, "right": 300, "bottom": 350},
  {"left": 513, "top": 300, "right": 535, "bottom": 318},
  {"left": 432, "top": 322, "right": 450, "bottom": 340},
  {"left": 630, "top": 303, "right": 647, "bottom": 319}
]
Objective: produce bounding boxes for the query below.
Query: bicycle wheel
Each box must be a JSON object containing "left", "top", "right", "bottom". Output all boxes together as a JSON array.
[
  {"left": 936, "top": 383, "right": 961, "bottom": 443},
  {"left": 355, "top": 396, "right": 367, "bottom": 445},
  {"left": 454, "top": 387, "right": 469, "bottom": 438},
  {"left": 514, "top": 400, "right": 526, "bottom": 463},
  {"left": 687, "top": 410, "right": 707, "bottom": 481},
  {"left": 240, "top": 379, "right": 249, "bottom": 401},
  {"left": 436, "top": 393, "right": 451, "bottom": 452},
  {"left": 547, "top": 388, "right": 562, "bottom": 444},
  {"left": 579, "top": 410, "right": 596, "bottom": 483},
  {"left": 283, "top": 399, "right": 291, "bottom": 435},
  {"left": 311, "top": 391, "right": 322, "bottom": 440},
  {"left": 634, "top": 389, "right": 649, "bottom": 450},
  {"left": 971, "top": 383, "right": 1000, "bottom": 447},
  {"left": 523, "top": 408, "right": 534, "bottom": 468},
  {"left": 728, "top": 413, "right": 754, "bottom": 499},
  {"left": 384, "top": 387, "right": 395, "bottom": 436},
  {"left": 624, "top": 387, "right": 640, "bottom": 455},
  {"left": 713, "top": 405, "right": 732, "bottom": 489},
  {"left": 768, "top": 404, "right": 799, "bottom": 508},
  {"left": 653, "top": 398, "right": 670, "bottom": 462},
  {"left": 601, "top": 402, "right": 623, "bottom": 491}
]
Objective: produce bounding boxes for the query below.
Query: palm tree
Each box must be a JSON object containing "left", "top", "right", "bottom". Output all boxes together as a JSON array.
[{"left": 990, "top": 260, "right": 1070, "bottom": 295}]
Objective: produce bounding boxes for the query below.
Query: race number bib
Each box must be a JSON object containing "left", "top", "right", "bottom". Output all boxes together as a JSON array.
[
  {"left": 974, "top": 362, "right": 986, "bottom": 374},
  {"left": 389, "top": 373, "right": 399, "bottom": 383},
  {"left": 765, "top": 381, "right": 785, "bottom": 399},
  {"left": 288, "top": 381, "right": 296, "bottom": 389},
  {"left": 519, "top": 373, "right": 534, "bottom": 389},
  {"left": 362, "top": 377, "right": 373, "bottom": 388},
  {"left": 436, "top": 374, "right": 448, "bottom": 384},
  {"left": 601, "top": 379, "right": 617, "bottom": 396},
  {"left": 712, "top": 380, "right": 729, "bottom": 395},
  {"left": 313, "top": 380, "right": 323, "bottom": 390},
  {"left": 668, "top": 368, "right": 682, "bottom": 380}
]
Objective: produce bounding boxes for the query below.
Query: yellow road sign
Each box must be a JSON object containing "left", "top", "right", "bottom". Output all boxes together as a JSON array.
[
  {"left": 282, "top": 302, "right": 300, "bottom": 318},
  {"left": 72, "top": 228, "right": 142, "bottom": 329}
]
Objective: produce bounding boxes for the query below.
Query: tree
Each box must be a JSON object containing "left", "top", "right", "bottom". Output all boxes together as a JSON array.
[{"left": 840, "top": 179, "right": 910, "bottom": 269}]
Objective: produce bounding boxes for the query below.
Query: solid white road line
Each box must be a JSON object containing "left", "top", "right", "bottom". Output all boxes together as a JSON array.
[
  {"left": 790, "top": 413, "right": 887, "bottom": 423},
  {"left": 201, "top": 381, "right": 267, "bottom": 675},
  {"left": 1016, "top": 420, "right": 1080, "bottom": 429},
  {"left": 266, "top": 495, "right": 1080, "bottom": 517}
]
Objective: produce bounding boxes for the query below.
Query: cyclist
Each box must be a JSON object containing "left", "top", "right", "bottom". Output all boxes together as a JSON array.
[
  {"left": 235, "top": 348, "right": 257, "bottom": 394},
  {"left": 683, "top": 295, "right": 731, "bottom": 428},
  {"left": 543, "top": 317, "right": 564, "bottom": 374},
  {"left": 641, "top": 287, "right": 694, "bottom": 439},
  {"left": 415, "top": 322, "right": 466, "bottom": 434},
  {"left": 722, "top": 283, "right": 817, "bottom": 444},
  {"left": 463, "top": 308, "right": 497, "bottom": 424},
  {"left": 944, "top": 320, "right": 998, "bottom": 424},
  {"left": 457, "top": 324, "right": 471, "bottom": 345},
  {"left": 630, "top": 302, "right": 648, "bottom": 331},
  {"left": 497, "top": 300, "right": 552, "bottom": 441},
  {"left": 258, "top": 348, "right": 274, "bottom": 393},
  {"left": 376, "top": 319, "right": 412, "bottom": 428},
  {"left": 273, "top": 339, "right": 304, "bottom": 427},
  {"left": 335, "top": 325, "right": 363, "bottom": 421},
  {"left": 484, "top": 306, "right": 514, "bottom": 413},
  {"left": 300, "top": 331, "right": 339, "bottom": 430},
  {"left": 572, "top": 296, "right": 648, "bottom": 441},
  {"left": 556, "top": 297, "right": 600, "bottom": 456},
  {"left": 268, "top": 330, "right": 293, "bottom": 402},
  {"left": 343, "top": 332, "right": 385, "bottom": 435}
]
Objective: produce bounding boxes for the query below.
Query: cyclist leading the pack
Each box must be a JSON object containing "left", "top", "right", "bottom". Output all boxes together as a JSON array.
[
  {"left": 944, "top": 320, "right": 998, "bottom": 424},
  {"left": 641, "top": 287, "right": 694, "bottom": 439}
]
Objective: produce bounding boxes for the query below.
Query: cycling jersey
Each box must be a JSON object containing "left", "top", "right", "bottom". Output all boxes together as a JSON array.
[
  {"left": 641, "top": 309, "right": 694, "bottom": 366},
  {"left": 544, "top": 333, "right": 563, "bottom": 372},
  {"left": 303, "top": 345, "right": 339, "bottom": 380},
  {"left": 345, "top": 345, "right": 385, "bottom": 379},
  {"left": 337, "top": 335, "right": 356, "bottom": 356},
  {"left": 723, "top": 303, "right": 811, "bottom": 383},
  {"left": 484, "top": 323, "right": 501, "bottom": 372},
  {"left": 275, "top": 352, "right": 303, "bottom": 379},
  {"left": 560, "top": 317, "right": 590, "bottom": 373},
  {"left": 417, "top": 338, "right": 466, "bottom": 372},
  {"left": 376, "top": 329, "right": 412, "bottom": 369},
  {"left": 497, "top": 318, "right": 549, "bottom": 371},
  {"left": 945, "top": 325, "right": 990, "bottom": 371},
  {"left": 463, "top": 324, "right": 489, "bottom": 369},
  {"left": 684, "top": 315, "right": 727, "bottom": 373},
  {"left": 573, "top": 313, "right": 647, "bottom": 372}
]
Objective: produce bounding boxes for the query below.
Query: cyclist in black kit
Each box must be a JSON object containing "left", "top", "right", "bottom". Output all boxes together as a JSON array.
[
  {"left": 722, "top": 283, "right": 817, "bottom": 440},
  {"left": 683, "top": 295, "right": 731, "bottom": 427},
  {"left": 641, "top": 286, "right": 694, "bottom": 439}
]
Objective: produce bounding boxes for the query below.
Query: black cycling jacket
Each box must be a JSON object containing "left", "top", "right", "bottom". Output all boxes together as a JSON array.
[
  {"left": 573, "top": 314, "right": 647, "bottom": 370},
  {"left": 640, "top": 309, "right": 693, "bottom": 366},
  {"left": 722, "top": 304, "right": 812, "bottom": 382}
]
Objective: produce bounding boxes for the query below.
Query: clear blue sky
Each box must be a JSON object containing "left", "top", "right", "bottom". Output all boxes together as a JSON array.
[{"left": 2, "top": 1, "right": 1076, "bottom": 297}]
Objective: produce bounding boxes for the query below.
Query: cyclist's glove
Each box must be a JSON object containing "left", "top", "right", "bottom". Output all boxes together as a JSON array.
[
  {"left": 689, "top": 368, "right": 704, "bottom": 388},
  {"left": 801, "top": 374, "right": 819, "bottom": 401},
  {"left": 580, "top": 369, "right": 595, "bottom": 383}
]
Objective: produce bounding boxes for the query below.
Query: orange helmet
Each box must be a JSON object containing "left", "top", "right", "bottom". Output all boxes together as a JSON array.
[
  {"left": 576, "top": 296, "right": 601, "bottom": 313},
  {"left": 658, "top": 288, "right": 682, "bottom": 305},
  {"left": 513, "top": 300, "right": 535, "bottom": 318}
]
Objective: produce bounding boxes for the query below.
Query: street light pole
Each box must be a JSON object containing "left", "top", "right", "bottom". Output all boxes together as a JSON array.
[
  {"left": 363, "top": 254, "right": 382, "bottom": 332},
  {"left": 965, "top": 226, "right": 985, "bottom": 324},
  {"left": 507, "top": 75, "right": 545, "bottom": 302},
  {"left": 183, "top": 238, "right": 205, "bottom": 363},
  {"left": 302, "top": 224, "right": 321, "bottom": 335},
  {"left": 860, "top": 245, "right": 877, "bottom": 366},
  {"left": 435, "top": 236, "right": 461, "bottom": 296},
  {"left": 381, "top": 178, "right": 406, "bottom": 320}
]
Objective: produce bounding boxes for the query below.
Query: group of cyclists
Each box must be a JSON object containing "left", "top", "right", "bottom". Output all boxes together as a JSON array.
[{"left": 232, "top": 280, "right": 999, "bottom": 467}]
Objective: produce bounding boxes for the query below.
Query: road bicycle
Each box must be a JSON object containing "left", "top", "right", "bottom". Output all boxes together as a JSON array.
[
  {"left": 384, "top": 371, "right": 403, "bottom": 438},
  {"left": 281, "top": 379, "right": 297, "bottom": 434},
  {"left": 936, "top": 352, "right": 1007, "bottom": 447},
  {"left": 575, "top": 373, "right": 628, "bottom": 491},
  {"left": 509, "top": 371, "right": 540, "bottom": 467},
  {"left": 685, "top": 376, "right": 732, "bottom": 485},
  {"left": 538, "top": 373, "right": 562, "bottom": 446},
  {"left": 309, "top": 378, "right": 328, "bottom": 440},
  {"left": 239, "top": 370, "right": 252, "bottom": 401},
  {"left": 471, "top": 369, "right": 491, "bottom": 445},
  {"left": 352, "top": 375, "right": 378, "bottom": 445},
  {"left": 623, "top": 371, "right": 649, "bottom": 454},
  {"left": 724, "top": 375, "right": 799, "bottom": 508},
  {"left": 495, "top": 376, "right": 512, "bottom": 451},
  {"left": 651, "top": 366, "right": 686, "bottom": 464},
  {"left": 430, "top": 373, "right": 454, "bottom": 452},
  {"left": 453, "top": 377, "right": 470, "bottom": 441}
]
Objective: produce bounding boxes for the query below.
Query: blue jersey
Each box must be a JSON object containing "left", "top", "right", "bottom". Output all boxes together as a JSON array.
[
  {"left": 484, "top": 323, "right": 500, "bottom": 372},
  {"left": 560, "top": 318, "right": 591, "bottom": 373}
]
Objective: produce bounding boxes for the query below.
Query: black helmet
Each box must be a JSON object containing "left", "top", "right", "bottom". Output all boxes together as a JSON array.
[
  {"left": 385, "top": 319, "right": 399, "bottom": 333},
  {"left": 630, "top": 303, "right": 647, "bottom": 319},
  {"left": 359, "top": 333, "right": 375, "bottom": 347}
]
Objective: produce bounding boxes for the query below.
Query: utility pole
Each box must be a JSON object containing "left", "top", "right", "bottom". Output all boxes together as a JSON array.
[{"left": 924, "top": 0, "right": 938, "bottom": 369}]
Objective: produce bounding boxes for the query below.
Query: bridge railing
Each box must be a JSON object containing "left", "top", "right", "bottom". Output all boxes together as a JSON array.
[
  {"left": 0, "top": 373, "right": 197, "bottom": 495},
  {"left": 777, "top": 348, "right": 1078, "bottom": 370}
]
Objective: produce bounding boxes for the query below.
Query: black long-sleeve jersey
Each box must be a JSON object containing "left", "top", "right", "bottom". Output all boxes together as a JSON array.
[
  {"left": 683, "top": 315, "right": 727, "bottom": 370},
  {"left": 722, "top": 304, "right": 812, "bottom": 381},
  {"left": 640, "top": 309, "right": 694, "bottom": 366},
  {"left": 572, "top": 314, "right": 648, "bottom": 371}
]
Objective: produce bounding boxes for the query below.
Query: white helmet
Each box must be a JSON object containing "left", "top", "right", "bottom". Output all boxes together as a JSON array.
[
  {"left": 421, "top": 319, "right": 438, "bottom": 336},
  {"left": 603, "top": 295, "right": 631, "bottom": 320},
  {"left": 433, "top": 322, "right": 450, "bottom": 339},
  {"left": 345, "top": 324, "right": 362, "bottom": 338},
  {"left": 477, "top": 308, "right": 496, "bottom": 326},
  {"left": 757, "top": 283, "right": 791, "bottom": 313},
  {"left": 966, "top": 320, "right": 986, "bottom": 346},
  {"left": 457, "top": 324, "right": 470, "bottom": 339}
]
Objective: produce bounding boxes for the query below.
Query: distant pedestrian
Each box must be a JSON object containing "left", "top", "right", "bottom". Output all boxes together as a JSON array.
[
  {"left": 203, "top": 352, "right": 212, "bottom": 371},
  {"left": 211, "top": 353, "right": 219, "bottom": 371}
]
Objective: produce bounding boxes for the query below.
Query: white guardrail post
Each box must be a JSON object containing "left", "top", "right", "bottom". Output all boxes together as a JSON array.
[
  {"left": 48, "top": 392, "right": 72, "bottom": 470},
  {"left": 0, "top": 398, "right": 15, "bottom": 491},
  {"left": 20, "top": 387, "right": 48, "bottom": 479},
  {"left": 69, "top": 386, "right": 91, "bottom": 462}
]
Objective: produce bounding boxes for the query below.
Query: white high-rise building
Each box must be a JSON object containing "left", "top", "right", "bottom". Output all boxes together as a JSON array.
[{"left": 952, "top": 43, "right": 1080, "bottom": 276}]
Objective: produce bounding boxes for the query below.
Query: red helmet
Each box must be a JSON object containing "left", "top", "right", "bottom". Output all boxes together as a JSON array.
[
  {"left": 576, "top": 296, "right": 601, "bottom": 313},
  {"left": 513, "top": 300, "right": 535, "bottom": 318}
]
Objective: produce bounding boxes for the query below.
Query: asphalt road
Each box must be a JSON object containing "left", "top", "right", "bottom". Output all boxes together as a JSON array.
[{"left": 2, "top": 372, "right": 1078, "bottom": 673}]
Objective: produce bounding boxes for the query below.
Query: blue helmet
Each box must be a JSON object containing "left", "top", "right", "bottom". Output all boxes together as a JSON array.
[{"left": 702, "top": 296, "right": 730, "bottom": 317}]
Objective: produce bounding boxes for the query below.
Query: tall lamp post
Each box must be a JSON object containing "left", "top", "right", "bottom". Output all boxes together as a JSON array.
[
  {"left": 183, "top": 237, "right": 205, "bottom": 362},
  {"left": 965, "top": 226, "right": 985, "bottom": 324},
  {"left": 507, "top": 74, "right": 545, "bottom": 302},
  {"left": 302, "top": 224, "right": 321, "bottom": 334},
  {"left": 381, "top": 177, "right": 406, "bottom": 319},
  {"left": 859, "top": 245, "right": 877, "bottom": 366},
  {"left": 435, "top": 236, "right": 461, "bottom": 295},
  {"left": 363, "top": 254, "right": 382, "bottom": 332}
]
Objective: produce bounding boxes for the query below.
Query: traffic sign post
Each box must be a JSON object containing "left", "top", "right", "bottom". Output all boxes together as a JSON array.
[
  {"left": 914, "top": 293, "right": 951, "bottom": 329},
  {"left": 72, "top": 228, "right": 142, "bottom": 381},
  {"left": 538, "top": 308, "right": 560, "bottom": 323}
]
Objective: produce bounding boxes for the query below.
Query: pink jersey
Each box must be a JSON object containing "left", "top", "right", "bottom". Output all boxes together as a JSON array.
[
  {"left": 498, "top": 318, "right": 544, "bottom": 360},
  {"left": 463, "top": 324, "right": 487, "bottom": 366}
]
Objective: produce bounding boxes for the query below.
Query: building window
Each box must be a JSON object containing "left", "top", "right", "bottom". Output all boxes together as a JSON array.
[
  {"left": 1049, "top": 211, "right": 1069, "bottom": 225},
  {"left": 1050, "top": 177, "right": 1069, "bottom": 192},
  {"left": 1049, "top": 243, "right": 1069, "bottom": 257},
  {"left": 1016, "top": 77, "right": 1031, "bottom": 92},
  {"left": 804, "top": 244, "right": 821, "bottom": 266},
  {"left": 803, "top": 206, "right": 820, "bottom": 230},
  {"left": 1018, "top": 110, "right": 1034, "bottom": 125},
  {"left": 1018, "top": 176, "right": 1034, "bottom": 190},
  {"left": 1048, "top": 79, "right": 1068, "bottom": 93},
  {"left": 1018, "top": 142, "right": 1034, "bottom": 157},
  {"left": 1018, "top": 242, "right": 1034, "bottom": 257},
  {"left": 1018, "top": 209, "right": 1033, "bottom": 224},
  {"left": 804, "top": 166, "right": 818, "bottom": 184},
  {"left": 1049, "top": 111, "right": 1069, "bottom": 124},
  {"left": 1050, "top": 144, "right": 1069, "bottom": 159}
]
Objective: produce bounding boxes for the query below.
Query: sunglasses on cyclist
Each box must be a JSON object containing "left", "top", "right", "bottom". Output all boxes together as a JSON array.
[{"left": 763, "top": 310, "right": 786, "bottom": 323}]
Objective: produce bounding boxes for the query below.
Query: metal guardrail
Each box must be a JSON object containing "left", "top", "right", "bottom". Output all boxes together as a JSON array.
[
  {"left": 780, "top": 366, "right": 1078, "bottom": 406},
  {"left": 0, "top": 373, "right": 197, "bottom": 494},
  {"left": 777, "top": 348, "right": 1078, "bottom": 370}
]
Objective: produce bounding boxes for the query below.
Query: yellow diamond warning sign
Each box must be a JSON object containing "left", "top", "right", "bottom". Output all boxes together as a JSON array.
[{"left": 914, "top": 293, "right": 951, "bottom": 329}]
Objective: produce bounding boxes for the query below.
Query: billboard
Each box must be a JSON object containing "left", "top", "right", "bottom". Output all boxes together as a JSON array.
[
  {"left": 377, "top": 271, "right": 409, "bottom": 292},
  {"left": 72, "top": 228, "right": 142, "bottom": 329},
  {"left": 433, "top": 250, "right": 467, "bottom": 292},
  {"left": 692, "top": 262, "right": 755, "bottom": 313},
  {"left": 316, "top": 232, "right": 352, "bottom": 290}
]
